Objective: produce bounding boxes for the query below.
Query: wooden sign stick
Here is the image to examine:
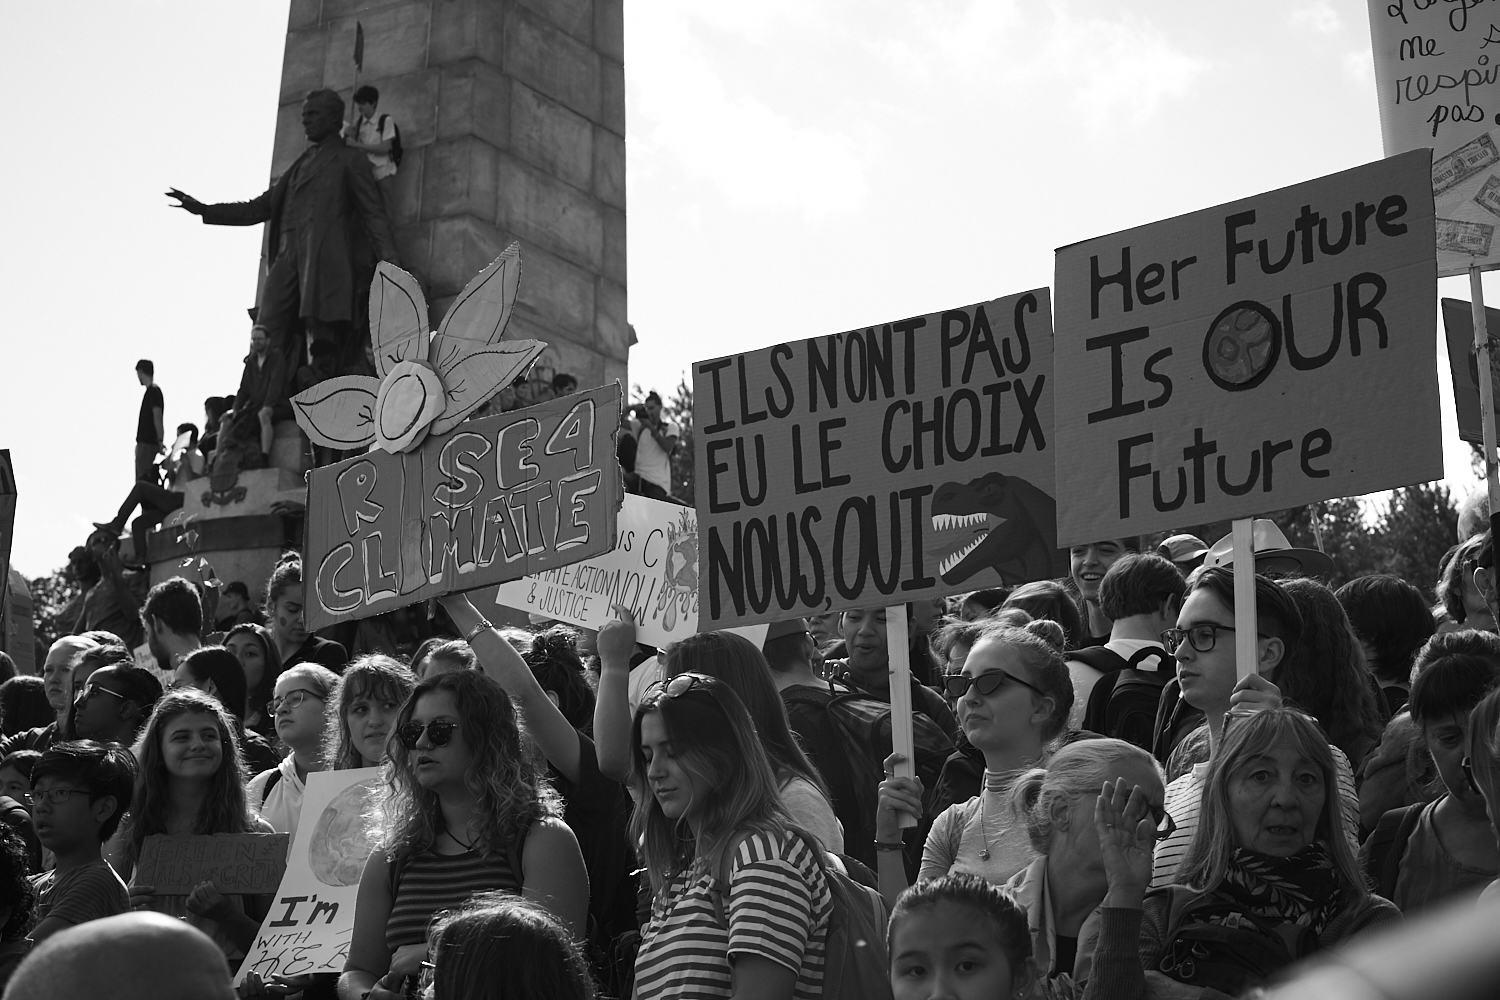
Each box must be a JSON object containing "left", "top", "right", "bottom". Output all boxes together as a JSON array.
[
  {"left": 1232, "top": 518, "right": 1258, "bottom": 679},
  {"left": 885, "top": 604, "right": 917, "bottom": 828},
  {"left": 1470, "top": 266, "right": 1500, "bottom": 541}
]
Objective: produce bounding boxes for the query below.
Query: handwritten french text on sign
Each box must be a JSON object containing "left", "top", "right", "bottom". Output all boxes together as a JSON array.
[
  {"left": 694, "top": 291, "right": 1065, "bottom": 630},
  {"left": 1367, "top": 5, "right": 1500, "bottom": 274},
  {"left": 1052, "top": 150, "right": 1441, "bottom": 545},
  {"left": 135, "top": 832, "right": 289, "bottom": 895},
  {"left": 234, "top": 768, "right": 382, "bottom": 987},
  {"left": 495, "top": 494, "right": 698, "bottom": 646},
  {"left": 304, "top": 385, "right": 623, "bottom": 630}
]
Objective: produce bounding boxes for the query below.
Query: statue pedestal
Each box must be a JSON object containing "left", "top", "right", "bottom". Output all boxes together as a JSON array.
[{"left": 144, "top": 467, "right": 306, "bottom": 592}]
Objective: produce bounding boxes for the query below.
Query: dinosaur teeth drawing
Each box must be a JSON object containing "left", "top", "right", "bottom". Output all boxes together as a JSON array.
[
  {"left": 923, "top": 472, "right": 1065, "bottom": 586},
  {"left": 939, "top": 532, "right": 992, "bottom": 576},
  {"left": 931, "top": 512, "right": 991, "bottom": 532}
]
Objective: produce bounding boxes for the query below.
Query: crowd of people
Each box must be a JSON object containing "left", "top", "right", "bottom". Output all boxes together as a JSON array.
[{"left": 0, "top": 497, "right": 1496, "bottom": 999}]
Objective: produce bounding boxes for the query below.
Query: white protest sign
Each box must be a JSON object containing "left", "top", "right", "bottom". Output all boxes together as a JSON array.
[
  {"left": 1367, "top": 5, "right": 1500, "bottom": 274},
  {"left": 1053, "top": 150, "right": 1441, "bottom": 544},
  {"left": 494, "top": 495, "right": 698, "bottom": 646},
  {"left": 234, "top": 767, "right": 383, "bottom": 987}
]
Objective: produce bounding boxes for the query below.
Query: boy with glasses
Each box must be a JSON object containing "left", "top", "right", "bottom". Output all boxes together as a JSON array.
[{"left": 27, "top": 742, "right": 135, "bottom": 944}]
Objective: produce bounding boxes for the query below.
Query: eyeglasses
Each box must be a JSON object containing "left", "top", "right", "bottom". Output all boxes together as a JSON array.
[
  {"left": 943, "top": 669, "right": 1045, "bottom": 700},
  {"left": 74, "top": 683, "right": 127, "bottom": 707},
  {"left": 1149, "top": 804, "right": 1177, "bottom": 842},
  {"left": 267, "top": 689, "right": 324, "bottom": 716},
  {"left": 32, "top": 787, "right": 89, "bottom": 806},
  {"left": 398, "top": 719, "right": 461, "bottom": 749},
  {"left": 1161, "top": 623, "right": 1264, "bottom": 654},
  {"left": 1462, "top": 756, "right": 1482, "bottom": 797}
]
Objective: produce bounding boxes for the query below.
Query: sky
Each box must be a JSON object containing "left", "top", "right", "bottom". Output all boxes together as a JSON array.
[{"left": 0, "top": 0, "right": 1490, "bottom": 578}]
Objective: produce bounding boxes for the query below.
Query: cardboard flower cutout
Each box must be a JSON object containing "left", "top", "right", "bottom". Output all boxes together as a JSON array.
[{"left": 292, "top": 243, "right": 545, "bottom": 453}]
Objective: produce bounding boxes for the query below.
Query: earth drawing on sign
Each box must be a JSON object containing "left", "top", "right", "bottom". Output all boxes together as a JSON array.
[{"left": 308, "top": 777, "right": 381, "bottom": 886}]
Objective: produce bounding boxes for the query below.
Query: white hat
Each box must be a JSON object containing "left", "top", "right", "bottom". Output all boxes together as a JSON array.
[{"left": 1203, "top": 519, "right": 1334, "bottom": 578}]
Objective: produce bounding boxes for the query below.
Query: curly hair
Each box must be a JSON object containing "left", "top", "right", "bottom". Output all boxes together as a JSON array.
[
  {"left": 525, "top": 626, "right": 595, "bottom": 733},
  {"left": 430, "top": 892, "right": 595, "bottom": 1000},
  {"left": 380, "top": 671, "right": 560, "bottom": 860},
  {"left": 0, "top": 825, "right": 34, "bottom": 941},
  {"left": 324, "top": 654, "right": 416, "bottom": 770},
  {"left": 125, "top": 689, "right": 257, "bottom": 867},
  {"left": 263, "top": 552, "right": 303, "bottom": 613}
]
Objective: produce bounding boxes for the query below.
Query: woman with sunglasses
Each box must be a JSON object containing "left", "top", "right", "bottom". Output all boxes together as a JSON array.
[
  {"left": 876, "top": 619, "right": 1073, "bottom": 908},
  {"left": 339, "top": 669, "right": 587, "bottom": 1000},
  {"left": 631, "top": 671, "right": 832, "bottom": 1000},
  {"left": 247, "top": 664, "right": 337, "bottom": 844},
  {"left": 1090, "top": 709, "right": 1398, "bottom": 999},
  {"left": 104, "top": 689, "right": 275, "bottom": 969},
  {"left": 1359, "top": 633, "right": 1500, "bottom": 913},
  {"left": 173, "top": 646, "right": 280, "bottom": 775},
  {"left": 224, "top": 623, "right": 282, "bottom": 736}
]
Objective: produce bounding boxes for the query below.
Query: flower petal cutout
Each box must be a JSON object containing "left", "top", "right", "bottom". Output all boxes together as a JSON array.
[
  {"left": 428, "top": 243, "right": 522, "bottom": 375},
  {"left": 428, "top": 341, "right": 545, "bottom": 436},
  {"left": 291, "top": 375, "right": 381, "bottom": 448},
  {"left": 369, "top": 263, "right": 431, "bottom": 379}
]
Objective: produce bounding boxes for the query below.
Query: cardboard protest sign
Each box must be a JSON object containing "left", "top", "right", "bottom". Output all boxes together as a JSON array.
[
  {"left": 303, "top": 384, "right": 623, "bottom": 630},
  {"left": 694, "top": 290, "right": 1064, "bottom": 630},
  {"left": 235, "top": 768, "right": 382, "bottom": 986},
  {"left": 495, "top": 494, "right": 698, "bottom": 645},
  {"left": 1367, "top": 5, "right": 1500, "bottom": 274},
  {"left": 135, "top": 832, "right": 289, "bottom": 895},
  {"left": 1053, "top": 150, "right": 1441, "bottom": 545},
  {"left": 1441, "top": 296, "right": 1500, "bottom": 445}
]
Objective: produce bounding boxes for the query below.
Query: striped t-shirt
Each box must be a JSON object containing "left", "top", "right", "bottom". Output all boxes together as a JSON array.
[
  {"left": 1151, "top": 744, "right": 1360, "bottom": 888},
  {"left": 634, "top": 829, "right": 831, "bottom": 1000},
  {"left": 385, "top": 846, "right": 521, "bottom": 950}
]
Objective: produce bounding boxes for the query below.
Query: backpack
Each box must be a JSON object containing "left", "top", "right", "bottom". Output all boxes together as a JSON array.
[
  {"left": 1072, "top": 645, "right": 1173, "bottom": 751},
  {"left": 379, "top": 114, "right": 404, "bottom": 168},
  {"left": 258, "top": 767, "right": 283, "bottom": 811},
  {"left": 1152, "top": 676, "right": 1206, "bottom": 768},
  {"left": 1153, "top": 886, "right": 1317, "bottom": 996},
  {"left": 781, "top": 680, "right": 953, "bottom": 869},
  {"left": 1361, "top": 803, "right": 1423, "bottom": 901},
  {"left": 709, "top": 832, "right": 894, "bottom": 1000}
]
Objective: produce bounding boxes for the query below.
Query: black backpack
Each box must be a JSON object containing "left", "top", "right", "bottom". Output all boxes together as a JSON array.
[
  {"left": 379, "top": 114, "right": 404, "bottom": 168},
  {"left": 1154, "top": 886, "right": 1316, "bottom": 996},
  {"left": 1072, "top": 645, "right": 1173, "bottom": 752}
]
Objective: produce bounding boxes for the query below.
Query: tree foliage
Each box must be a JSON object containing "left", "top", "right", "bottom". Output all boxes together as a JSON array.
[{"left": 28, "top": 568, "right": 80, "bottom": 671}]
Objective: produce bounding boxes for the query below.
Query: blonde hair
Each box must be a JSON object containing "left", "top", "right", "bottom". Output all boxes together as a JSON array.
[{"left": 1007, "top": 737, "right": 1160, "bottom": 854}]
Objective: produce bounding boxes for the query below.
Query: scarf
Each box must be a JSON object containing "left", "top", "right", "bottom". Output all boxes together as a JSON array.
[{"left": 1216, "top": 843, "right": 1348, "bottom": 935}]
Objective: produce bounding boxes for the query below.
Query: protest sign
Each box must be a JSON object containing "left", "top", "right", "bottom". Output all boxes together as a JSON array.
[
  {"left": 235, "top": 768, "right": 382, "bottom": 986},
  {"left": 1053, "top": 150, "right": 1441, "bottom": 545},
  {"left": 694, "top": 290, "right": 1064, "bottom": 630},
  {"left": 135, "top": 832, "right": 289, "bottom": 895},
  {"left": 303, "top": 384, "right": 623, "bottom": 630},
  {"left": 495, "top": 494, "right": 698, "bottom": 646},
  {"left": 1442, "top": 296, "right": 1500, "bottom": 445}
]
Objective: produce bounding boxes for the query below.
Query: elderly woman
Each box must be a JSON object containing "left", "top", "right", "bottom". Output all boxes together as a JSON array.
[
  {"left": 1000, "top": 738, "right": 1165, "bottom": 993},
  {"left": 1088, "top": 708, "right": 1400, "bottom": 999}
]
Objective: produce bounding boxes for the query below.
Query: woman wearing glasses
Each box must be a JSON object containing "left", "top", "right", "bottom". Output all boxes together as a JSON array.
[
  {"left": 631, "top": 671, "right": 833, "bottom": 1000},
  {"left": 338, "top": 670, "right": 587, "bottom": 1000},
  {"left": 999, "top": 737, "right": 1165, "bottom": 991},
  {"left": 875, "top": 618, "right": 1073, "bottom": 908},
  {"left": 105, "top": 689, "right": 275, "bottom": 969},
  {"left": 247, "top": 663, "right": 337, "bottom": 844},
  {"left": 1090, "top": 709, "right": 1398, "bottom": 999}
]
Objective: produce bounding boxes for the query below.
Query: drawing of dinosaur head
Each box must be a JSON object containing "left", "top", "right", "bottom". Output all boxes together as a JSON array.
[{"left": 927, "top": 472, "right": 1063, "bottom": 587}]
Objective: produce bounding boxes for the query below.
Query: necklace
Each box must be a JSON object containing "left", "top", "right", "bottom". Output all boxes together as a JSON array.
[
  {"left": 978, "top": 792, "right": 997, "bottom": 862},
  {"left": 976, "top": 769, "right": 1012, "bottom": 863},
  {"left": 445, "top": 827, "right": 476, "bottom": 851}
]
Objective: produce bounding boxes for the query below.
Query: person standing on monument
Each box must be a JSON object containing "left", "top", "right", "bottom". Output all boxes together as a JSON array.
[
  {"left": 345, "top": 85, "right": 400, "bottom": 218},
  {"left": 134, "top": 361, "right": 164, "bottom": 485},
  {"left": 166, "top": 89, "right": 400, "bottom": 367},
  {"left": 627, "top": 392, "right": 679, "bottom": 502}
]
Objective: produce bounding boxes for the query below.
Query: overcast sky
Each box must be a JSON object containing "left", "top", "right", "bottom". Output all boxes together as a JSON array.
[{"left": 0, "top": 0, "right": 1487, "bottom": 578}]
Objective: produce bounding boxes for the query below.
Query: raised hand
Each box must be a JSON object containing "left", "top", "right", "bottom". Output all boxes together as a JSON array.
[
  {"left": 166, "top": 188, "right": 206, "bottom": 215},
  {"left": 1094, "top": 778, "right": 1155, "bottom": 908},
  {"left": 1229, "top": 671, "right": 1282, "bottom": 714},
  {"left": 596, "top": 604, "right": 638, "bottom": 668},
  {"left": 875, "top": 752, "right": 925, "bottom": 842}
]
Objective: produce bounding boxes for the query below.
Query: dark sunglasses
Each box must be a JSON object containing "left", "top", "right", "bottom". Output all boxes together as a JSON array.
[
  {"left": 943, "top": 669, "right": 1045, "bottom": 700},
  {"left": 398, "top": 719, "right": 461, "bottom": 749},
  {"left": 651, "top": 672, "right": 715, "bottom": 701},
  {"left": 1462, "top": 756, "right": 1482, "bottom": 797}
]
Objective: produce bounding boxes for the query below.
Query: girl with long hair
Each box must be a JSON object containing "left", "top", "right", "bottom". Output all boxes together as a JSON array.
[
  {"left": 106, "top": 689, "right": 274, "bottom": 966},
  {"left": 877, "top": 619, "right": 1074, "bottom": 907},
  {"left": 263, "top": 554, "right": 347, "bottom": 672},
  {"left": 1092, "top": 709, "right": 1399, "bottom": 999},
  {"left": 224, "top": 623, "right": 281, "bottom": 735},
  {"left": 662, "top": 629, "right": 842, "bottom": 853},
  {"left": 174, "top": 646, "right": 279, "bottom": 775},
  {"left": 630, "top": 672, "right": 832, "bottom": 1000},
  {"left": 338, "top": 669, "right": 587, "bottom": 1000},
  {"left": 324, "top": 655, "right": 417, "bottom": 771}
]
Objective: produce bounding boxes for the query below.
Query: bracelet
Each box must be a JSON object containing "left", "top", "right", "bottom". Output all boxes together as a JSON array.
[
  {"left": 464, "top": 619, "right": 495, "bottom": 642},
  {"left": 874, "top": 841, "right": 905, "bottom": 852}
]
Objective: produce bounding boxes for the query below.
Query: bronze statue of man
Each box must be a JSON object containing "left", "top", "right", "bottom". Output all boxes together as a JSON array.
[{"left": 167, "top": 89, "right": 400, "bottom": 357}]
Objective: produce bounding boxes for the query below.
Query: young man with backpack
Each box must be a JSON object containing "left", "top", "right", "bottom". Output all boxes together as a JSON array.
[
  {"left": 1066, "top": 553, "right": 1183, "bottom": 745},
  {"left": 346, "top": 84, "right": 402, "bottom": 219}
]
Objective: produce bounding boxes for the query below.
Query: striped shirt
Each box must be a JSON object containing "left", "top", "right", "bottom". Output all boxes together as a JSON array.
[
  {"left": 1151, "top": 744, "right": 1360, "bottom": 888},
  {"left": 385, "top": 847, "right": 520, "bottom": 951},
  {"left": 634, "top": 829, "right": 831, "bottom": 1000}
]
